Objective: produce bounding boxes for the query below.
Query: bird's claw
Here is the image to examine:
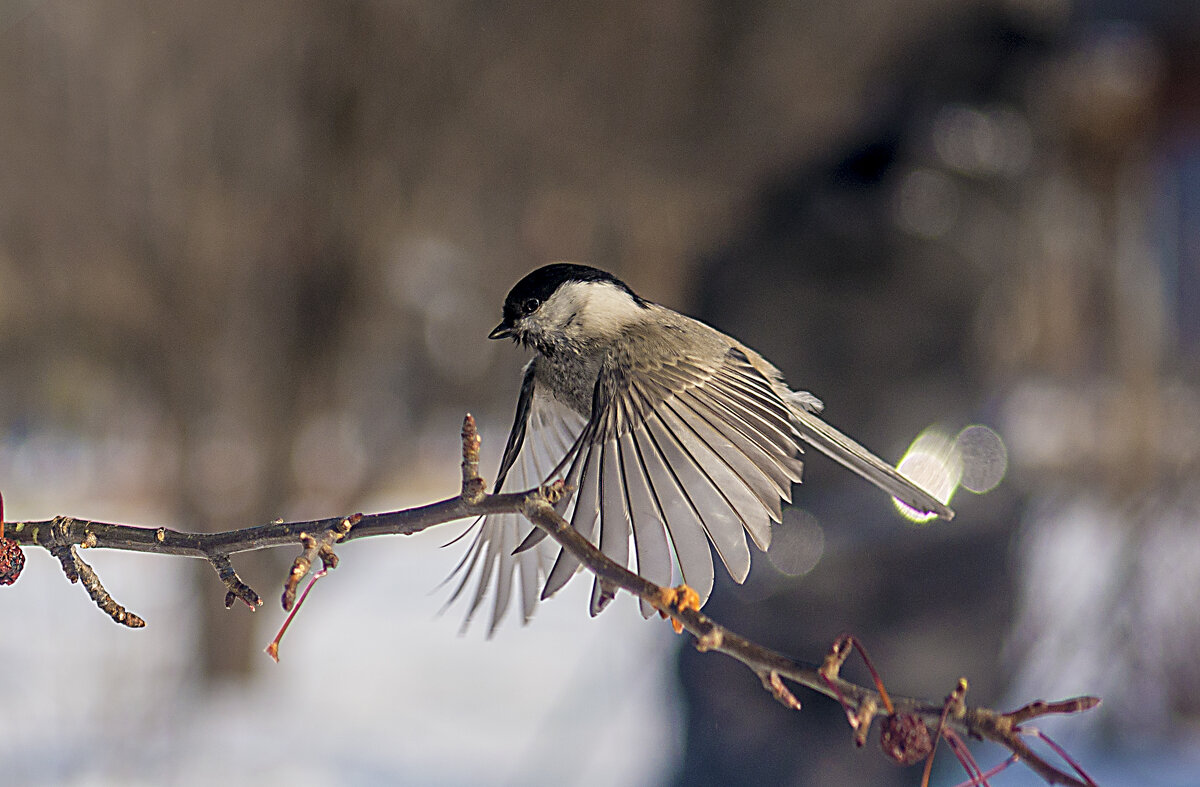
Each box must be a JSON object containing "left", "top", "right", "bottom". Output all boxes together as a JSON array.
[{"left": 657, "top": 583, "right": 701, "bottom": 634}]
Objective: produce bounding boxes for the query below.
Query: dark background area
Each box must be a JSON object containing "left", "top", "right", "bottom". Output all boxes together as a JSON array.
[{"left": 2, "top": 2, "right": 1199, "bottom": 784}]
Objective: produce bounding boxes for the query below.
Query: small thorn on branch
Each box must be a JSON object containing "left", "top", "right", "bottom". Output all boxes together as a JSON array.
[
  {"left": 758, "top": 669, "right": 802, "bottom": 711},
  {"left": 460, "top": 413, "right": 487, "bottom": 504},
  {"left": 68, "top": 545, "right": 145, "bottom": 628},
  {"left": 209, "top": 553, "right": 263, "bottom": 610},
  {"left": 946, "top": 677, "right": 969, "bottom": 719},
  {"left": 820, "top": 634, "right": 854, "bottom": 683}
]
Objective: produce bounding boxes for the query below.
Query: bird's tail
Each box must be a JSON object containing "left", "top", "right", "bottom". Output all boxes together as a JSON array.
[{"left": 787, "top": 396, "right": 954, "bottom": 520}]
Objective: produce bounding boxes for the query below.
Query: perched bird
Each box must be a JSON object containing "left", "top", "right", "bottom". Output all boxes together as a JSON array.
[{"left": 447, "top": 263, "right": 953, "bottom": 632}]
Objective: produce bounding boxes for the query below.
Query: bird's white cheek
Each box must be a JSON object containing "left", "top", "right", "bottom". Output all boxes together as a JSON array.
[{"left": 569, "top": 285, "right": 644, "bottom": 337}]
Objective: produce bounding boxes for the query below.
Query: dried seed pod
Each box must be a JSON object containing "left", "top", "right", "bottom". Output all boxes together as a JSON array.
[
  {"left": 0, "top": 537, "right": 24, "bottom": 586},
  {"left": 879, "top": 712, "right": 933, "bottom": 766}
]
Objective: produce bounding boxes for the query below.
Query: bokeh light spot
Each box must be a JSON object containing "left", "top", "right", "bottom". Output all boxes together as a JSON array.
[
  {"left": 954, "top": 424, "right": 1007, "bottom": 493},
  {"left": 767, "top": 508, "right": 825, "bottom": 577},
  {"left": 932, "top": 104, "right": 1032, "bottom": 177}
]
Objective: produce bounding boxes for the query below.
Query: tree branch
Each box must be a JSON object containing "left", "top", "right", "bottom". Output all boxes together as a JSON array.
[
  {"left": 1, "top": 414, "right": 1099, "bottom": 784},
  {"left": 517, "top": 486, "right": 1098, "bottom": 785}
]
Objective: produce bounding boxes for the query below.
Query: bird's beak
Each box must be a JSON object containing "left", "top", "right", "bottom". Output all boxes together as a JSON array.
[{"left": 488, "top": 322, "right": 515, "bottom": 340}]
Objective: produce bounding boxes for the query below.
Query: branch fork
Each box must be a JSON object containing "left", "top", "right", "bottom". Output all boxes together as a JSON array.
[
  {"left": 209, "top": 554, "right": 262, "bottom": 610},
  {"left": 281, "top": 513, "right": 360, "bottom": 612}
]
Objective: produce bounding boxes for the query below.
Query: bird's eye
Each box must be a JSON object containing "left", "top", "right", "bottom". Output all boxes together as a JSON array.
[{"left": 521, "top": 297, "right": 540, "bottom": 315}]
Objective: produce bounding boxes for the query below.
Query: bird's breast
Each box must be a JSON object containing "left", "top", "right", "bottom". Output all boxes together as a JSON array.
[{"left": 534, "top": 346, "right": 604, "bottom": 416}]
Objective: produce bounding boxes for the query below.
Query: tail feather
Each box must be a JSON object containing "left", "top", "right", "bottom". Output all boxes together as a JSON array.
[{"left": 789, "top": 405, "right": 954, "bottom": 520}]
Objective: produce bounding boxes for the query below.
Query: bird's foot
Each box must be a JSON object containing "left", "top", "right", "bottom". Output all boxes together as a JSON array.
[{"left": 657, "top": 583, "right": 701, "bottom": 634}]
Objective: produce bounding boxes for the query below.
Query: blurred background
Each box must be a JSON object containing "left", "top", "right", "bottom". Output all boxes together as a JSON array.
[{"left": 1, "top": 1, "right": 1198, "bottom": 784}]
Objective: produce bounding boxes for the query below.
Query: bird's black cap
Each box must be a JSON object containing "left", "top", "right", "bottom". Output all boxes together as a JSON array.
[{"left": 489, "top": 263, "right": 643, "bottom": 339}]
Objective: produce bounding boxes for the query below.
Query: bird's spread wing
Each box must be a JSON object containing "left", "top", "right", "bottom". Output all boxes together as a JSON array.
[
  {"left": 448, "top": 340, "right": 951, "bottom": 632},
  {"left": 543, "top": 345, "right": 806, "bottom": 617},
  {"left": 444, "top": 363, "right": 587, "bottom": 635}
]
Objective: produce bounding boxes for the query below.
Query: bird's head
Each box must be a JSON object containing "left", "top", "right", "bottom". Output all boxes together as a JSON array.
[{"left": 489, "top": 263, "right": 647, "bottom": 354}]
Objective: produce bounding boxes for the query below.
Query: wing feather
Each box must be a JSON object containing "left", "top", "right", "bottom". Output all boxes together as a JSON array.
[
  {"left": 618, "top": 427, "right": 673, "bottom": 617},
  {"left": 444, "top": 367, "right": 586, "bottom": 633},
  {"left": 442, "top": 525, "right": 486, "bottom": 610},
  {"left": 642, "top": 406, "right": 750, "bottom": 583},
  {"left": 626, "top": 403, "right": 715, "bottom": 603},
  {"left": 661, "top": 398, "right": 775, "bottom": 550},
  {"left": 542, "top": 432, "right": 601, "bottom": 598},
  {"left": 590, "top": 437, "right": 631, "bottom": 615},
  {"left": 677, "top": 389, "right": 795, "bottom": 505},
  {"left": 464, "top": 515, "right": 500, "bottom": 627},
  {"left": 657, "top": 361, "right": 799, "bottom": 461}
]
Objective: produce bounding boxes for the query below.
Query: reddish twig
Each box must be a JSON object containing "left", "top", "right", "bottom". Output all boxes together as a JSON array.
[
  {"left": 1021, "top": 728, "right": 1100, "bottom": 787},
  {"left": 266, "top": 568, "right": 329, "bottom": 662}
]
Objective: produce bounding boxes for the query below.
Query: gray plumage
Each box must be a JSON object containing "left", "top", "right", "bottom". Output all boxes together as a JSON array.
[{"left": 448, "top": 263, "right": 953, "bottom": 634}]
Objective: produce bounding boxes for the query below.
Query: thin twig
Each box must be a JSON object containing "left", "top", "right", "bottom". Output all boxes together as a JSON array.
[
  {"left": 460, "top": 413, "right": 487, "bottom": 504},
  {"left": 69, "top": 545, "right": 145, "bottom": 628},
  {"left": 266, "top": 568, "right": 329, "bottom": 662},
  {"left": 208, "top": 553, "right": 262, "bottom": 610}
]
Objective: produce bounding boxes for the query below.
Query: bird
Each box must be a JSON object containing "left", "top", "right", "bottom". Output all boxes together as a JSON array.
[{"left": 445, "top": 263, "right": 953, "bottom": 633}]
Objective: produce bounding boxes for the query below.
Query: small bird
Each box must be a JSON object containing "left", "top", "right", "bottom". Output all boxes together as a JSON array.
[{"left": 447, "top": 263, "right": 952, "bottom": 632}]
